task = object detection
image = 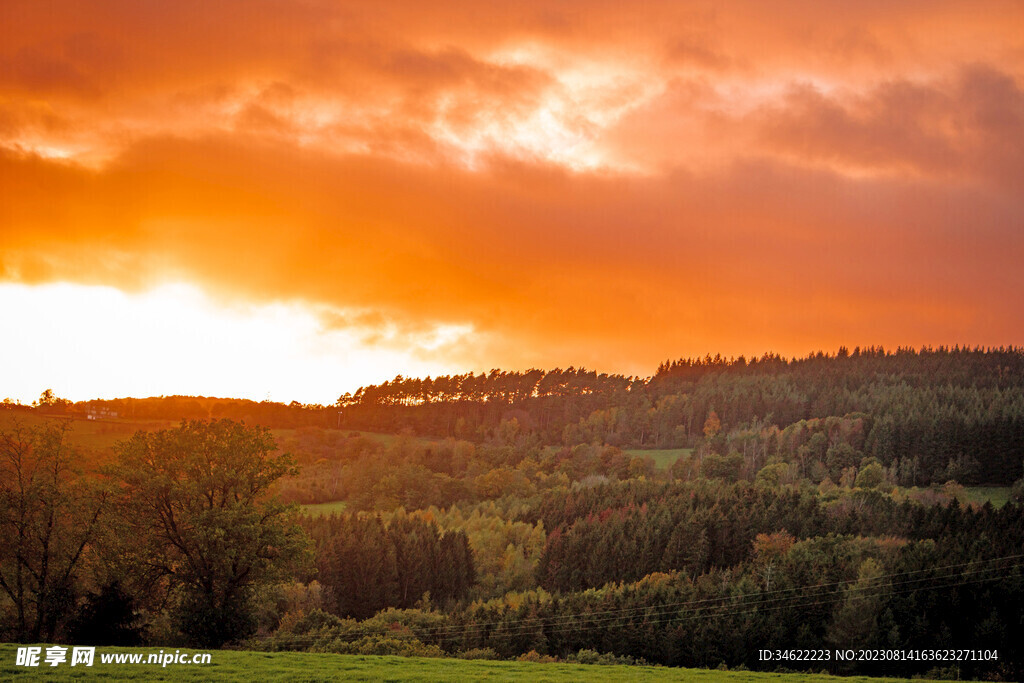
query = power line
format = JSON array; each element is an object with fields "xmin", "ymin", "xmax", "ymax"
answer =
[
  {"xmin": 248, "ymin": 554, "xmax": 1023, "ymax": 646},
  {"xmin": 390, "ymin": 556, "xmax": 1022, "ymax": 642}
]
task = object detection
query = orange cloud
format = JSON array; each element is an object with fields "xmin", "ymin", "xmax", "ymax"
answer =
[{"xmin": 1, "ymin": 0, "xmax": 1023, "ymax": 388}]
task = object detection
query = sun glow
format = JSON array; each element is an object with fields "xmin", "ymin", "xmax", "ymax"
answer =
[{"xmin": 0, "ymin": 282, "xmax": 473, "ymax": 405}]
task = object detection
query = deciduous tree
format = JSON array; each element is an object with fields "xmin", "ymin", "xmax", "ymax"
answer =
[
  {"xmin": 114, "ymin": 420, "xmax": 309, "ymax": 647},
  {"xmin": 0, "ymin": 422, "xmax": 109, "ymax": 642}
]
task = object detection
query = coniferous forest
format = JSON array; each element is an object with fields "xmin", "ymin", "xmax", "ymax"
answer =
[{"xmin": 3, "ymin": 346, "xmax": 1024, "ymax": 679}]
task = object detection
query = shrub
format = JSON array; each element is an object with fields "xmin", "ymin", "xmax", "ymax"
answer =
[
  {"xmin": 318, "ymin": 634, "xmax": 444, "ymax": 657},
  {"xmin": 456, "ymin": 647, "xmax": 501, "ymax": 660},
  {"xmin": 564, "ymin": 648, "xmax": 641, "ymax": 665},
  {"xmin": 518, "ymin": 650, "xmax": 558, "ymax": 663}
]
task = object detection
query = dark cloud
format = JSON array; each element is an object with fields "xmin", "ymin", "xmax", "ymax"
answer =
[{"xmin": 756, "ymin": 66, "xmax": 1024, "ymax": 188}]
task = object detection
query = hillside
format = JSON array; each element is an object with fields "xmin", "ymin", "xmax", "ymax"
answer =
[{"xmin": 2, "ymin": 348, "xmax": 1022, "ymax": 679}]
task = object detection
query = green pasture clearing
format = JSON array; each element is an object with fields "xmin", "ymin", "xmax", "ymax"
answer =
[
  {"xmin": 301, "ymin": 500, "xmax": 349, "ymax": 516},
  {"xmin": 963, "ymin": 486, "xmax": 1012, "ymax": 508},
  {"xmin": 0, "ymin": 414, "xmax": 397, "ymax": 462},
  {"xmin": 0, "ymin": 411, "xmax": 424, "ymax": 457},
  {"xmin": 0, "ymin": 411, "xmax": 175, "ymax": 453},
  {"xmin": 270, "ymin": 428, "xmax": 431, "ymax": 448},
  {"xmin": 0, "ymin": 644, "xmax": 938, "ymax": 681},
  {"xmin": 625, "ymin": 448, "xmax": 693, "ymax": 469}
]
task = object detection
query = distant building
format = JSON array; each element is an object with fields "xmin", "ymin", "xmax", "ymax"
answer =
[{"xmin": 86, "ymin": 407, "xmax": 119, "ymax": 420}]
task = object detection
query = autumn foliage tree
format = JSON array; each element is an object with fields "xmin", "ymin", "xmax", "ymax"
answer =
[{"xmin": 113, "ymin": 420, "xmax": 309, "ymax": 647}]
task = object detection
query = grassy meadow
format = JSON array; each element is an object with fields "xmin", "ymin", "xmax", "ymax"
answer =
[
  {"xmin": 626, "ymin": 447, "xmax": 693, "ymax": 469},
  {"xmin": 0, "ymin": 645, "xmax": 938, "ymax": 682},
  {"xmin": 0, "ymin": 410, "xmax": 407, "ymax": 463},
  {"xmin": 0, "ymin": 410, "xmax": 176, "ymax": 455},
  {"xmin": 300, "ymin": 500, "xmax": 349, "ymax": 516},
  {"xmin": 962, "ymin": 486, "xmax": 1013, "ymax": 508}
]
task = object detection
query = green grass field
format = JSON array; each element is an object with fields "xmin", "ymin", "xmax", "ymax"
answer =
[
  {"xmin": 0, "ymin": 411, "xmax": 176, "ymax": 453},
  {"xmin": 300, "ymin": 501, "xmax": 349, "ymax": 516},
  {"xmin": 0, "ymin": 645, "xmax": 938, "ymax": 681},
  {"xmin": 270, "ymin": 427, "xmax": 432, "ymax": 448},
  {"xmin": 963, "ymin": 486, "xmax": 1013, "ymax": 508},
  {"xmin": 625, "ymin": 448, "xmax": 693, "ymax": 470},
  {"xmin": 0, "ymin": 412, "xmax": 421, "ymax": 458}
]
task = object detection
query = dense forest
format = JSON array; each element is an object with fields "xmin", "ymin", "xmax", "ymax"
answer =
[
  {"xmin": 331, "ymin": 346, "xmax": 1024, "ymax": 487},
  {"xmin": 3, "ymin": 347, "xmax": 1024, "ymax": 679},
  {"xmin": 59, "ymin": 346, "xmax": 1024, "ymax": 487},
  {"xmin": 273, "ymin": 477, "xmax": 1024, "ymax": 679}
]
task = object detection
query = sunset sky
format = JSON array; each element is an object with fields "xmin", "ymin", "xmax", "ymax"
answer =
[{"xmin": 2, "ymin": 1, "xmax": 1023, "ymax": 405}]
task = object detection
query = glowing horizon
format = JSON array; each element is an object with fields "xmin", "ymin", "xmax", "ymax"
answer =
[{"xmin": 0, "ymin": 281, "xmax": 475, "ymax": 405}]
